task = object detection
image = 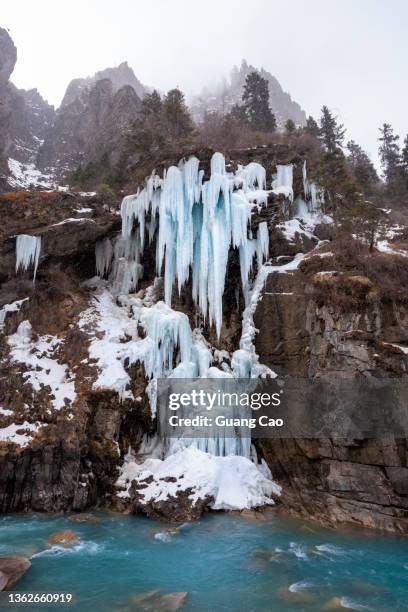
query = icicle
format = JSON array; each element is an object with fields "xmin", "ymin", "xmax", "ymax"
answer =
[
  {"xmin": 210, "ymin": 151, "xmax": 226, "ymax": 175},
  {"xmin": 294, "ymin": 196, "xmax": 309, "ymax": 219},
  {"xmin": 231, "ymin": 349, "xmax": 252, "ymax": 378},
  {"xmin": 302, "ymin": 160, "xmax": 311, "ymax": 200},
  {"xmin": 116, "ymin": 153, "xmax": 271, "ymax": 340},
  {"xmin": 301, "ymin": 161, "xmax": 324, "ymax": 214},
  {"xmin": 199, "ymin": 166, "xmax": 232, "ymax": 337},
  {"xmin": 112, "ymin": 259, "xmax": 143, "ymax": 295},
  {"xmin": 256, "ymin": 222, "xmax": 269, "ymax": 265},
  {"xmin": 157, "ymin": 165, "xmax": 191, "ymax": 303},
  {"xmin": 121, "ymin": 192, "xmax": 146, "ymax": 240},
  {"xmin": 110, "ymin": 229, "xmax": 144, "ymax": 295},
  {"xmin": 239, "ymin": 240, "xmax": 257, "ymax": 304},
  {"xmin": 272, "ymin": 164, "xmax": 293, "ymax": 201},
  {"xmin": 191, "ymin": 330, "xmax": 213, "ymax": 376},
  {"xmin": 139, "ymin": 302, "xmax": 193, "ymax": 376},
  {"xmin": 147, "ymin": 215, "xmax": 157, "ymax": 244},
  {"xmin": 182, "ymin": 156, "xmax": 201, "ymax": 207},
  {"xmin": 15, "ymin": 235, "xmax": 41, "ymax": 281},
  {"xmin": 95, "ymin": 238, "xmax": 113, "ymax": 278},
  {"xmin": 231, "ymin": 191, "xmax": 251, "ymax": 249},
  {"xmin": 237, "ymin": 162, "xmax": 266, "ymax": 190}
]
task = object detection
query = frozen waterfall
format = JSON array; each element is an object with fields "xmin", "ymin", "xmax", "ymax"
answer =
[
  {"xmin": 94, "ymin": 153, "xmax": 287, "ymax": 464},
  {"xmin": 98, "ymin": 153, "xmax": 271, "ymax": 339}
]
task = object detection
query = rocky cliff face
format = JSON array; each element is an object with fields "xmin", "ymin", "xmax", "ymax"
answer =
[
  {"xmin": 0, "ymin": 191, "xmax": 152, "ymax": 511},
  {"xmin": 0, "ymin": 27, "xmax": 17, "ymax": 167},
  {"xmin": 0, "ymin": 29, "xmax": 145, "ymax": 189},
  {"xmin": 0, "ymin": 28, "xmax": 55, "ymax": 186},
  {"xmin": 38, "ymin": 61, "xmax": 147, "ymax": 181},
  {"xmin": 254, "ymin": 245, "xmax": 408, "ymax": 533},
  {"xmin": 60, "ymin": 61, "xmax": 146, "ymax": 108},
  {"xmin": 0, "ymin": 27, "xmax": 16, "ymax": 84},
  {"xmin": 38, "ymin": 79, "xmax": 142, "ymax": 179},
  {"xmin": 7, "ymin": 87, "xmax": 54, "ymax": 164},
  {"xmin": 191, "ymin": 59, "xmax": 307, "ymax": 127},
  {"xmin": 1, "ymin": 147, "xmax": 407, "ymax": 534}
]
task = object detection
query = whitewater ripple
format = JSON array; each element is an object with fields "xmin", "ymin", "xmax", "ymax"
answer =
[{"xmin": 31, "ymin": 541, "xmax": 102, "ymax": 558}]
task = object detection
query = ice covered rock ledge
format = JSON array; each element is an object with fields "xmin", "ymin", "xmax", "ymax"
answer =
[{"xmin": 116, "ymin": 446, "xmax": 281, "ymax": 522}]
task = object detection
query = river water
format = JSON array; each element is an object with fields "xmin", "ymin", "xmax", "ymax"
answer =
[{"xmin": 1, "ymin": 511, "xmax": 407, "ymax": 610}]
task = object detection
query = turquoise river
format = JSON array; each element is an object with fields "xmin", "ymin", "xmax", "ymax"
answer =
[{"xmin": 0, "ymin": 512, "xmax": 407, "ymax": 610}]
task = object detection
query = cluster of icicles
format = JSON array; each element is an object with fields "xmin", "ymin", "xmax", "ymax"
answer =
[{"xmin": 97, "ymin": 153, "xmax": 274, "ymax": 338}]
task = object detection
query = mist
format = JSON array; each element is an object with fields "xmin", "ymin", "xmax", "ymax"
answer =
[{"xmin": 2, "ymin": 0, "xmax": 407, "ymax": 167}]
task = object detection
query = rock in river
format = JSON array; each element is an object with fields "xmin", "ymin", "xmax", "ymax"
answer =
[
  {"xmin": 0, "ymin": 556, "xmax": 31, "ymax": 590},
  {"xmin": 48, "ymin": 530, "xmax": 79, "ymax": 547}
]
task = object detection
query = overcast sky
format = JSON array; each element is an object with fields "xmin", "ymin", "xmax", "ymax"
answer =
[{"xmin": 2, "ymin": 0, "xmax": 407, "ymax": 168}]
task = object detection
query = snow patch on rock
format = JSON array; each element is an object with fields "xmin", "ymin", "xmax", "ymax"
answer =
[
  {"xmin": 0, "ymin": 421, "xmax": 43, "ymax": 447},
  {"xmin": 0, "ymin": 298, "xmax": 29, "ymax": 328},
  {"xmin": 7, "ymin": 158, "xmax": 55, "ymax": 190},
  {"xmin": 7, "ymin": 321, "xmax": 76, "ymax": 410}
]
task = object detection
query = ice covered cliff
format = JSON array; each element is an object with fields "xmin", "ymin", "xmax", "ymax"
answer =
[{"xmin": 87, "ymin": 151, "xmax": 323, "ymax": 515}]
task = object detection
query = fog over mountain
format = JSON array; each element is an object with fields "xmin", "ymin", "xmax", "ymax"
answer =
[{"xmin": 2, "ymin": 0, "xmax": 408, "ymax": 168}]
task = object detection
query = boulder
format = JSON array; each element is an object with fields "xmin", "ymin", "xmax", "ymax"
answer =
[
  {"xmin": 159, "ymin": 592, "xmax": 188, "ymax": 611},
  {"xmin": 130, "ymin": 590, "xmax": 188, "ymax": 611},
  {"xmin": 322, "ymin": 597, "xmax": 348, "ymax": 611},
  {"xmin": 0, "ymin": 556, "xmax": 31, "ymax": 590},
  {"xmin": 67, "ymin": 513, "xmax": 100, "ymax": 523},
  {"xmin": 48, "ymin": 530, "xmax": 79, "ymax": 547},
  {"xmin": 130, "ymin": 482, "xmax": 213, "ymax": 523}
]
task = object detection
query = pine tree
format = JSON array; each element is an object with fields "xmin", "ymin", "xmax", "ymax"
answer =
[
  {"xmin": 398, "ymin": 134, "xmax": 408, "ymax": 192},
  {"xmin": 378, "ymin": 123, "xmax": 401, "ymax": 190},
  {"xmin": 285, "ymin": 119, "xmax": 296, "ymax": 134},
  {"xmin": 141, "ymin": 90, "xmax": 162, "ymax": 117},
  {"xmin": 401, "ymin": 134, "xmax": 408, "ymax": 170},
  {"xmin": 319, "ymin": 106, "xmax": 346, "ymax": 153},
  {"xmin": 228, "ymin": 103, "xmax": 249, "ymax": 126},
  {"xmin": 126, "ymin": 87, "xmax": 194, "ymax": 159},
  {"xmin": 242, "ymin": 71, "xmax": 276, "ymax": 132},
  {"xmin": 346, "ymin": 140, "xmax": 378, "ymax": 193},
  {"xmin": 304, "ymin": 115, "xmax": 320, "ymax": 138},
  {"xmin": 401, "ymin": 135, "xmax": 408, "ymax": 174},
  {"xmin": 162, "ymin": 88, "xmax": 194, "ymax": 138}
]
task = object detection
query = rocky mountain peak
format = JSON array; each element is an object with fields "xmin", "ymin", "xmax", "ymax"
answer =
[
  {"xmin": 191, "ymin": 59, "xmax": 307, "ymax": 127},
  {"xmin": 38, "ymin": 75, "xmax": 142, "ymax": 179},
  {"xmin": 60, "ymin": 61, "xmax": 146, "ymax": 108},
  {"xmin": 0, "ymin": 27, "xmax": 16, "ymax": 84},
  {"xmin": 94, "ymin": 61, "xmax": 145, "ymax": 99},
  {"xmin": 0, "ymin": 26, "xmax": 55, "ymax": 188}
]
